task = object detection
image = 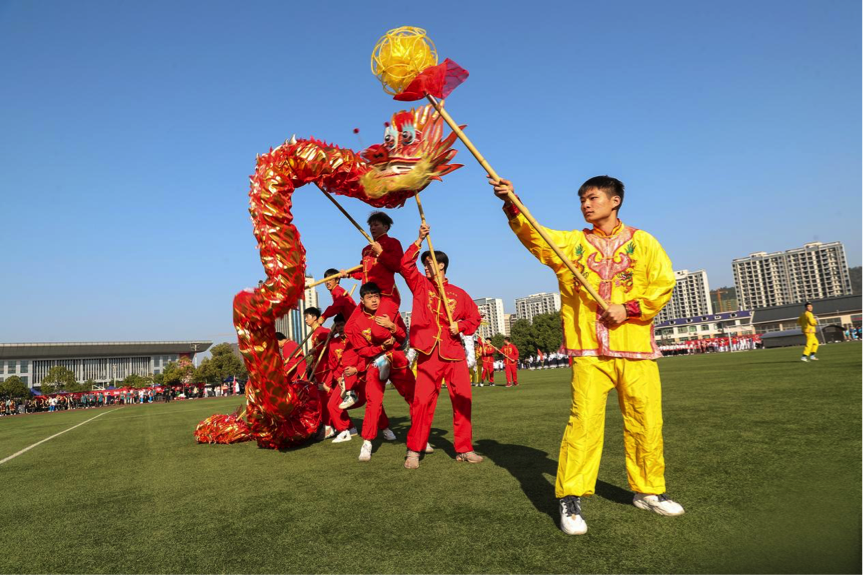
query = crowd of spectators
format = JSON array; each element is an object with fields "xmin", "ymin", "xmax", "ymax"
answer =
[{"xmin": 0, "ymin": 381, "xmax": 244, "ymax": 418}]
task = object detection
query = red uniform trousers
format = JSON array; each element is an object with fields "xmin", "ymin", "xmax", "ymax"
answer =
[
  {"xmin": 321, "ymin": 386, "xmax": 338, "ymax": 426},
  {"xmin": 407, "ymin": 348, "xmax": 473, "ymax": 453},
  {"xmin": 326, "ymin": 384, "xmax": 365, "ymax": 432},
  {"xmin": 361, "ymin": 364, "xmax": 415, "ymax": 441},
  {"xmin": 482, "ymin": 359, "xmax": 495, "ymax": 383},
  {"xmin": 505, "ymin": 363, "xmax": 518, "ymax": 385},
  {"xmin": 326, "ymin": 377, "xmax": 392, "ymax": 433}
]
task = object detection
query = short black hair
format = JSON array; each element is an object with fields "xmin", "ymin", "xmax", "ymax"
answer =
[
  {"xmin": 804, "ymin": 302, "xmax": 812, "ymax": 307},
  {"xmin": 504, "ymin": 337, "xmax": 511, "ymax": 342},
  {"xmin": 578, "ymin": 176, "xmax": 625, "ymax": 213},
  {"xmin": 304, "ymin": 307, "xmax": 321, "ymax": 319},
  {"xmin": 421, "ymin": 250, "xmax": 449, "ymax": 273},
  {"xmin": 324, "ymin": 268, "xmax": 340, "ymax": 279},
  {"xmin": 275, "ymin": 332, "xmax": 286, "ymax": 341},
  {"xmin": 367, "ymin": 211, "xmax": 393, "ymax": 229},
  {"xmin": 333, "ymin": 314, "xmax": 346, "ymax": 323},
  {"xmin": 360, "ymin": 282, "xmax": 382, "ymax": 298}
]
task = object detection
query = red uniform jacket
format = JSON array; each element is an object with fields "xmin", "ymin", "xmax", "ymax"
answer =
[
  {"xmin": 501, "ymin": 343, "xmax": 519, "ymax": 365},
  {"xmin": 324, "ymin": 333, "xmax": 348, "ymax": 388},
  {"xmin": 482, "ymin": 343, "xmax": 496, "ymax": 360},
  {"xmin": 321, "ymin": 284, "xmax": 357, "ymax": 321},
  {"xmin": 309, "ymin": 326, "xmax": 331, "ymax": 381},
  {"xmin": 399, "ymin": 242, "xmax": 482, "ymax": 361},
  {"xmin": 350, "ymin": 234, "xmax": 403, "ymax": 301},
  {"xmin": 281, "ymin": 340, "xmax": 305, "ymax": 381},
  {"xmin": 344, "ymin": 299, "xmax": 409, "ymax": 370}
]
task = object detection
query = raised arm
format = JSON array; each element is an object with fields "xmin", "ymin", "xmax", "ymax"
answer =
[
  {"xmin": 489, "ymin": 178, "xmax": 576, "ymax": 275},
  {"xmin": 399, "ymin": 234, "xmax": 428, "ymax": 295}
]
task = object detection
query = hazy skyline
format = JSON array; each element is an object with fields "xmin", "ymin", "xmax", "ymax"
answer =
[{"xmin": 2, "ymin": 0, "xmax": 860, "ymax": 344}]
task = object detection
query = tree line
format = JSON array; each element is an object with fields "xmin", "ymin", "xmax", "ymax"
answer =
[{"xmin": 485, "ymin": 311, "xmax": 564, "ymax": 361}]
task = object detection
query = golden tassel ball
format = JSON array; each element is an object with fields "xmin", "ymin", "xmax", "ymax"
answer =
[{"xmin": 370, "ymin": 26, "xmax": 438, "ymax": 95}]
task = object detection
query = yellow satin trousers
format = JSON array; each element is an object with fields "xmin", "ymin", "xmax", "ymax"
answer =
[
  {"xmin": 555, "ymin": 357, "xmax": 666, "ymax": 498},
  {"xmin": 803, "ymin": 333, "xmax": 819, "ymax": 356}
]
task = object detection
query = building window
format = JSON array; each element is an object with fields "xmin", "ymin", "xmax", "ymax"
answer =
[
  {"xmin": 20, "ymin": 376, "xmax": 28, "ymax": 386},
  {"xmin": 19, "ymin": 361, "xmax": 28, "ymax": 373},
  {"xmin": 6, "ymin": 361, "xmax": 16, "ymax": 374}
]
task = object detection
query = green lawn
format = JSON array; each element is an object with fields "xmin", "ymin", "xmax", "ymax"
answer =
[{"xmin": 1, "ymin": 343, "xmax": 860, "ymax": 574}]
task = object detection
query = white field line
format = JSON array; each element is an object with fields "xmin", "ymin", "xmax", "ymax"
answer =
[{"xmin": 0, "ymin": 408, "xmax": 121, "ymax": 466}]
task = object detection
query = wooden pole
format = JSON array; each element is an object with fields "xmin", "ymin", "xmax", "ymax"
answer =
[
  {"xmin": 414, "ymin": 193, "xmax": 455, "ymax": 324},
  {"xmin": 307, "ymin": 329, "xmax": 335, "ymax": 381},
  {"xmin": 316, "ymin": 184, "xmax": 374, "ymax": 244},
  {"xmin": 425, "ymin": 95, "xmax": 608, "ymax": 311},
  {"xmin": 306, "ymin": 265, "xmax": 362, "ymax": 289}
]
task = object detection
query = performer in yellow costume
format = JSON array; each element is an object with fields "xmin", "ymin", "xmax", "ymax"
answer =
[
  {"xmin": 491, "ymin": 175, "xmax": 685, "ymax": 535},
  {"xmin": 797, "ymin": 302, "xmax": 819, "ymax": 362}
]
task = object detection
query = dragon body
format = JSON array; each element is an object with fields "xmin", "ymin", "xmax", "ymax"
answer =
[{"xmin": 195, "ymin": 104, "xmax": 461, "ymax": 449}]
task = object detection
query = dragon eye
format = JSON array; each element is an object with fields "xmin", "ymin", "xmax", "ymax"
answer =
[
  {"xmin": 383, "ymin": 126, "xmax": 398, "ymax": 149},
  {"xmin": 400, "ymin": 124, "xmax": 418, "ymax": 146}
]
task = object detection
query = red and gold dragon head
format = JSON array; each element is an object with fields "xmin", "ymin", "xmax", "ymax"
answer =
[{"xmin": 358, "ymin": 103, "xmax": 462, "ymax": 200}]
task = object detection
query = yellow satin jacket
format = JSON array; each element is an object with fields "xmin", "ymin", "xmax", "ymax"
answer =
[
  {"xmin": 797, "ymin": 311, "xmax": 816, "ymax": 334},
  {"xmin": 507, "ymin": 210, "xmax": 674, "ymax": 359}
]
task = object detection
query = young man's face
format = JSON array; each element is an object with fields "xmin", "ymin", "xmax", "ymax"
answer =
[
  {"xmin": 325, "ymin": 278, "xmax": 338, "ymax": 291},
  {"xmin": 368, "ymin": 220, "xmax": 390, "ymax": 240},
  {"xmin": 304, "ymin": 314, "xmax": 317, "ymax": 328},
  {"xmin": 422, "ymin": 257, "xmax": 445, "ymax": 279},
  {"xmin": 361, "ymin": 292, "xmax": 381, "ymax": 312},
  {"xmin": 806, "ymin": 304, "xmax": 813, "ymax": 312},
  {"xmin": 333, "ymin": 321, "xmax": 346, "ymax": 335},
  {"xmin": 579, "ymin": 187, "xmax": 620, "ymax": 224}
]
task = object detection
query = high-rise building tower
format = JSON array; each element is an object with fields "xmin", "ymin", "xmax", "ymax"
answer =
[
  {"xmin": 655, "ymin": 270, "xmax": 713, "ymax": 323},
  {"xmin": 474, "ymin": 297, "xmax": 506, "ymax": 339},
  {"xmin": 515, "ymin": 292, "xmax": 561, "ymax": 323},
  {"xmin": 732, "ymin": 241, "xmax": 851, "ymax": 309}
]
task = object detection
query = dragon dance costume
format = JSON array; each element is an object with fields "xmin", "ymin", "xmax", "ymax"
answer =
[{"xmin": 505, "ymin": 204, "xmax": 675, "ymax": 497}]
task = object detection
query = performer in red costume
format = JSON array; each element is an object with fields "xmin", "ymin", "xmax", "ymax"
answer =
[
  {"xmin": 482, "ymin": 340, "xmax": 496, "ymax": 385},
  {"xmin": 319, "ymin": 268, "xmax": 358, "ymax": 323},
  {"xmin": 400, "ymin": 223, "xmax": 483, "ymax": 469},
  {"xmin": 343, "ymin": 212, "xmax": 404, "ymax": 307},
  {"xmin": 322, "ymin": 315, "xmax": 360, "ymax": 443},
  {"xmin": 276, "ymin": 332, "xmax": 304, "ymax": 382},
  {"xmin": 501, "ymin": 337, "xmax": 520, "ymax": 387},
  {"xmin": 303, "ymin": 307, "xmax": 330, "ymax": 383},
  {"xmin": 344, "ymin": 282, "xmax": 415, "ymax": 462}
]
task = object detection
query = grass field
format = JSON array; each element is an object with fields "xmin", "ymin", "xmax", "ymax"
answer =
[{"xmin": 1, "ymin": 343, "xmax": 860, "ymax": 574}]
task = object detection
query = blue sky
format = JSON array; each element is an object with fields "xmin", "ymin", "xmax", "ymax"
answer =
[{"xmin": 1, "ymin": 0, "xmax": 860, "ymax": 344}]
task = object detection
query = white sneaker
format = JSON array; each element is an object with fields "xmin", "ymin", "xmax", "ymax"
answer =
[
  {"xmin": 632, "ymin": 493, "xmax": 685, "ymax": 516},
  {"xmin": 559, "ymin": 496, "xmax": 588, "ymax": 535},
  {"xmin": 810, "ymin": 356, "xmax": 819, "ymax": 361},
  {"xmin": 323, "ymin": 425, "xmax": 335, "ymax": 439},
  {"xmin": 800, "ymin": 356, "xmax": 809, "ymax": 362},
  {"xmin": 358, "ymin": 440, "xmax": 372, "ymax": 462},
  {"xmin": 332, "ymin": 430, "xmax": 352, "ymax": 443},
  {"xmin": 382, "ymin": 428, "xmax": 396, "ymax": 441},
  {"xmin": 339, "ymin": 391, "xmax": 358, "ymax": 409},
  {"xmin": 424, "ymin": 442, "xmax": 434, "ymax": 454}
]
